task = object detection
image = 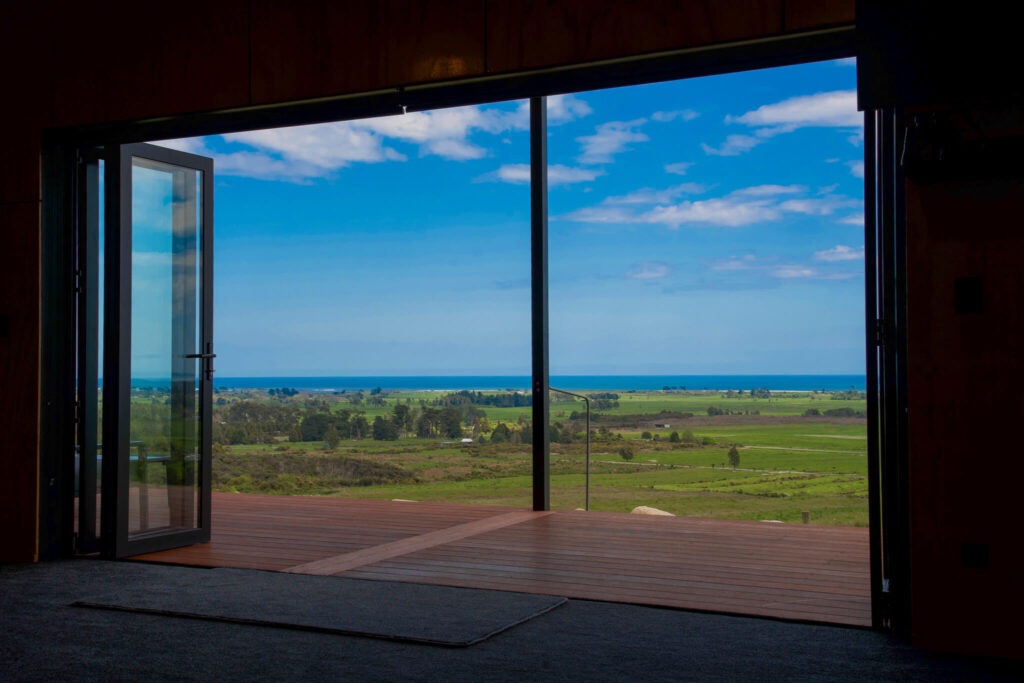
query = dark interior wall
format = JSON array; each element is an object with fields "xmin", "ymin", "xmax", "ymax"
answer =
[
  {"xmin": 905, "ymin": 171, "xmax": 1024, "ymax": 656},
  {"xmin": 859, "ymin": 1, "xmax": 1024, "ymax": 658},
  {"xmin": 0, "ymin": 1, "xmax": 855, "ymax": 559}
]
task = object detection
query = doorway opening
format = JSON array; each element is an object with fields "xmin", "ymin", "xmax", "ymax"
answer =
[{"xmin": 64, "ymin": 55, "xmax": 888, "ymax": 629}]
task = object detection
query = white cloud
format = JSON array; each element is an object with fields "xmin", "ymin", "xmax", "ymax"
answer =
[
  {"xmin": 729, "ymin": 90, "xmax": 860, "ymax": 130},
  {"xmin": 477, "ymin": 163, "xmax": 603, "ymax": 186},
  {"xmin": 838, "ymin": 214, "xmax": 865, "ymax": 226},
  {"xmin": 602, "ymin": 183, "xmax": 706, "ymax": 205},
  {"xmin": 835, "ymin": 57, "xmax": 857, "ymax": 67},
  {"xmin": 732, "ymin": 184, "xmax": 806, "ymax": 197},
  {"xmin": 561, "ymin": 184, "xmax": 862, "ymax": 231},
  {"xmin": 652, "ymin": 109, "xmax": 699, "ymax": 122},
  {"xmin": 701, "ymin": 134, "xmax": 761, "ymax": 156},
  {"xmin": 564, "ymin": 195, "xmax": 781, "ymax": 229},
  {"xmin": 546, "ymin": 94, "xmax": 593, "ymax": 124},
  {"xmin": 644, "ymin": 198, "xmax": 782, "ymax": 228},
  {"xmin": 771, "ymin": 266, "xmax": 818, "ymax": 279},
  {"xmin": 162, "ymin": 100, "xmax": 544, "ymax": 183},
  {"xmin": 559, "ymin": 206, "xmax": 637, "ymax": 224},
  {"xmin": 424, "ymin": 138, "xmax": 486, "ymax": 160},
  {"xmin": 160, "ymin": 137, "xmax": 327, "ymax": 183},
  {"xmin": 710, "ymin": 254, "xmax": 757, "ymax": 271},
  {"xmin": 848, "ymin": 160, "xmax": 865, "ymax": 178},
  {"xmin": 814, "ymin": 245, "xmax": 865, "ymax": 262},
  {"xmin": 577, "ymin": 119, "xmax": 649, "ymax": 164},
  {"xmin": 778, "ymin": 195, "xmax": 860, "ymax": 215},
  {"xmin": 627, "ymin": 261, "xmax": 672, "ymax": 279},
  {"xmin": 664, "ymin": 162, "xmax": 693, "ymax": 175},
  {"xmin": 701, "ymin": 90, "xmax": 861, "ymax": 154}
]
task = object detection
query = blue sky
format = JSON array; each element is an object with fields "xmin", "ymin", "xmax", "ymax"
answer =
[{"xmin": 158, "ymin": 58, "xmax": 863, "ymax": 377}]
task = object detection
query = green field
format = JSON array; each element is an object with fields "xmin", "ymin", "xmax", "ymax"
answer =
[{"xmin": 185, "ymin": 387, "xmax": 869, "ymax": 527}]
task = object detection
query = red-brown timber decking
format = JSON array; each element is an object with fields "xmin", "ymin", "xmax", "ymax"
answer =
[{"xmin": 129, "ymin": 492, "xmax": 871, "ymax": 627}]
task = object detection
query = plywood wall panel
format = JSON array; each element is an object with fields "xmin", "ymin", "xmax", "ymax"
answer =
[
  {"xmin": 486, "ymin": 0, "xmax": 782, "ymax": 74},
  {"xmin": 0, "ymin": 126, "xmax": 40, "ymax": 204},
  {"xmin": 0, "ymin": 5, "xmax": 42, "ymax": 202},
  {"xmin": 0, "ymin": 202, "xmax": 40, "ymax": 562},
  {"xmin": 251, "ymin": 0, "xmax": 485, "ymax": 105},
  {"xmin": 785, "ymin": 0, "xmax": 855, "ymax": 31},
  {"xmin": 905, "ymin": 177, "xmax": 1024, "ymax": 657},
  {"xmin": 43, "ymin": 1, "xmax": 250, "ymax": 128}
]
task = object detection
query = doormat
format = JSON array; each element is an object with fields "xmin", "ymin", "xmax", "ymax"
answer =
[{"xmin": 73, "ymin": 567, "xmax": 567, "ymax": 647}]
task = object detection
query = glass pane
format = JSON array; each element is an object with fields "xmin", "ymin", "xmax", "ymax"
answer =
[
  {"xmin": 548, "ymin": 61, "xmax": 866, "ymax": 521},
  {"xmin": 129, "ymin": 157, "xmax": 203, "ymax": 537}
]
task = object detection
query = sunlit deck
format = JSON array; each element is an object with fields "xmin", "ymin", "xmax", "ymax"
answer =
[{"xmin": 129, "ymin": 492, "xmax": 871, "ymax": 627}]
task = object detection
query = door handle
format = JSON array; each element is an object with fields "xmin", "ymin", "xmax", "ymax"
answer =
[{"xmin": 185, "ymin": 344, "xmax": 216, "ymax": 380}]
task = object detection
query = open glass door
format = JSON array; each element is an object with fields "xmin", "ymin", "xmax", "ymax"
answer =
[{"xmin": 101, "ymin": 143, "xmax": 213, "ymax": 557}]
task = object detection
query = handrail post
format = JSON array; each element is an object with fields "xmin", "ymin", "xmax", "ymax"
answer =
[{"xmin": 549, "ymin": 387, "xmax": 590, "ymax": 511}]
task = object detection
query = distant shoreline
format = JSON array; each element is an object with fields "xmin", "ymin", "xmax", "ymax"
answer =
[{"xmin": 196, "ymin": 375, "xmax": 867, "ymax": 393}]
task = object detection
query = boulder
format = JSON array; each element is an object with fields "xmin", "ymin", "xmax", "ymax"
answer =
[{"xmin": 631, "ymin": 506, "xmax": 675, "ymax": 516}]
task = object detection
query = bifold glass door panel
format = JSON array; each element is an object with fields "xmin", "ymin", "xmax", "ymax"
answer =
[{"xmin": 104, "ymin": 143, "xmax": 213, "ymax": 557}]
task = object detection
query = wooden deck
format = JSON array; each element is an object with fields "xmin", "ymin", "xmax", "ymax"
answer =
[{"xmin": 130, "ymin": 493, "xmax": 871, "ymax": 627}]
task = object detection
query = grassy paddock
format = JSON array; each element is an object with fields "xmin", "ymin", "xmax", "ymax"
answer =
[{"xmin": 200, "ymin": 388, "xmax": 869, "ymax": 526}]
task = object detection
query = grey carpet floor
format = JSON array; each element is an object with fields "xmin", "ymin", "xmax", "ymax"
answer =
[
  {"xmin": 2, "ymin": 559, "xmax": 1022, "ymax": 681},
  {"xmin": 72, "ymin": 566, "xmax": 566, "ymax": 646}
]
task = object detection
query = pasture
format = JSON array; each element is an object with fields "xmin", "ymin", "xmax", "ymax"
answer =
[{"xmin": 208, "ymin": 388, "xmax": 869, "ymax": 526}]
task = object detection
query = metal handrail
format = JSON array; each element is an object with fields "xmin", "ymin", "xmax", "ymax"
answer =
[{"xmin": 549, "ymin": 387, "xmax": 590, "ymax": 511}]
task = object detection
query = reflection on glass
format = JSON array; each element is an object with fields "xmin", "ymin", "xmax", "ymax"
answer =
[{"xmin": 129, "ymin": 159, "xmax": 203, "ymax": 537}]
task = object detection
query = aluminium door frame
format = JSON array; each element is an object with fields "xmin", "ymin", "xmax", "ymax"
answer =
[{"xmin": 102, "ymin": 142, "xmax": 214, "ymax": 558}]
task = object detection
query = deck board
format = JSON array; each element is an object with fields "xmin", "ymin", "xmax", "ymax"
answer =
[{"xmin": 129, "ymin": 492, "xmax": 871, "ymax": 627}]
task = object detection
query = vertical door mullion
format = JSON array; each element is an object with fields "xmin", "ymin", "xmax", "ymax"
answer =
[
  {"xmin": 100, "ymin": 146, "xmax": 131, "ymax": 557},
  {"xmin": 863, "ymin": 110, "xmax": 884, "ymax": 629},
  {"xmin": 876, "ymin": 108, "xmax": 911, "ymax": 636},
  {"xmin": 201, "ymin": 163, "xmax": 214, "ymax": 533},
  {"xmin": 530, "ymin": 96, "xmax": 550, "ymax": 511},
  {"xmin": 76, "ymin": 153, "xmax": 100, "ymax": 554}
]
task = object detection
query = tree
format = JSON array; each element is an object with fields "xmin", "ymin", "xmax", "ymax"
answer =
[
  {"xmin": 323, "ymin": 424, "xmax": 340, "ymax": 450},
  {"xmin": 441, "ymin": 407, "xmax": 463, "ymax": 439},
  {"xmin": 641, "ymin": 431, "xmax": 652, "ymax": 440},
  {"xmin": 372, "ymin": 416, "xmax": 398, "ymax": 441},
  {"xmin": 619, "ymin": 447, "xmax": 635, "ymax": 461},
  {"xmin": 393, "ymin": 403, "xmax": 411, "ymax": 436},
  {"xmin": 669, "ymin": 431, "xmax": 680, "ymax": 443},
  {"xmin": 288, "ymin": 424, "xmax": 303, "ymax": 442},
  {"xmin": 490, "ymin": 422, "xmax": 512, "ymax": 443},
  {"xmin": 728, "ymin": 446, "xmax": 740, "ymax": 468},
  {"xmin": 300, "ymin": 413, "xmax": 334, "ymax": 441},
  {"xmin": 350, "ymin": 415, "xmax": 369, "ymax": 439},
  {"xmin": 681, "ymin": 430, "xmax": 696, "ymax": 443}
]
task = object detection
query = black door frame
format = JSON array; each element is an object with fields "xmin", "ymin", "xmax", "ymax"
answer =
[
  {"xmin": 41, "ymin": 24, "xmax": 905, "ymax": 628},
  {"xmin": 100, "ymin": 143, "xmax": 215, "ymax": 558}
]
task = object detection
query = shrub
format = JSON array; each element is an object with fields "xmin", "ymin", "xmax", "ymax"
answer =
[
  {"xmin": 323, "ymin": 425, "xmax": 340, "ymax": 450},
  {"xmin": 728, "ymin": 446, "xmax": 740, "ymax": 468},
  {"xmin": 669, "ymin": 431, "xmax": 680, "ymax": 443},
  {"xmin": 641, "ymin": 431, "xmax": 652, "ymax": 440},
  {"xmin": 619, "ymin": 447, "xmax": 635, "ymax": 461}
]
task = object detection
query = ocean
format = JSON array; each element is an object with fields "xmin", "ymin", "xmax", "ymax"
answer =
[{"xmin": 208, "ymin": 375, "xmax": 867, "ymax": 392}]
